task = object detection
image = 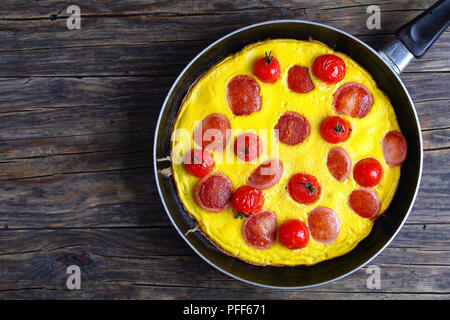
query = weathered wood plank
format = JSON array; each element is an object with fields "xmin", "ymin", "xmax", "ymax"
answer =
[
  {"xmin": 0, "ymin": 224, "xmax": 448, "ymax": 262},
  {"xmin": 415, "ymin": 100, "xmax": 450, "ymax": 131},
  {"xmin": 422, "ymin": 128, "xmax": 450, "ymax": 151},
  {"xmin": 0, "ymin": 168, "xmax": 167, "ymax": 229},
  {"xmin": 0, "ymin": 33, "xmax": 447, "ymax": 77},
  {"xmin": 0, "ymin": 225, "xmax": 448, "ymax": 299},
  {"xmin": 1, "ymin": 287, "xmax": 448, "ymax": 300},
  {"xmin": 0, "ymin": 153, "xmax": 445, "ymax": 229},
  {"xmin": 0, "ymin": 0, "xmax": 436, "ymax": 18},
  {"xmin": 0, "ymin": 0, "xmax": 443, "ymax": 77},
  {"xmin": 408, "ymin": 148, "xmax": 450, "ymax": 224}
]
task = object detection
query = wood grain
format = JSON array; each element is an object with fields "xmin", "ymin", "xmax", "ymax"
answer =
[
  {"xmin": 0, "ymin": 224, "xmax": 448, "ymax": 299},
  {"xmin": 0, "ymin": 0, "xmax": 448, "ymax": 299}
]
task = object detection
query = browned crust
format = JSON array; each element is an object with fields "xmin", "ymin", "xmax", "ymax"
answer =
[{"xmin": 168, "ymin": 38, "xmax": 397, "ymax": 267}]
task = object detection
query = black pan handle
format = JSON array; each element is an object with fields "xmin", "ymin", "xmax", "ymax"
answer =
[
  {"xmin": 379, "ymin": 0, "xmax": 450, "ymax": 74},
  {"xmin": 396, "ymin": 0, "xmax": 450, "ymax": 58}
]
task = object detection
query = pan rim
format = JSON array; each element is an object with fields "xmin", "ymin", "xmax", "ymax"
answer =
[{"xmin": 153, "ymin": 19, "xmax": 423, "ymax": 289}]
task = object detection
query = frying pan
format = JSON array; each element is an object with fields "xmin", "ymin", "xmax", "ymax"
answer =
[{"xmin": 154, "ymin": 0, "xmax": 449, "ymax": 288}]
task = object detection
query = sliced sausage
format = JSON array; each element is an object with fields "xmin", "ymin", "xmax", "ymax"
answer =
[
  {"xmin": 193, "ymin": 113, "xmax": 230, "ymax": 151},
  {"xmin": 274, "ymin": 111, "xmax": 310, "ymax": 146},
  {"xmin": 195, "ymin": 172, "xmax": 233, "ymax": 213},
  {"xmin": 307, "ymin": 207, "xmax": 340, "ymax": 244},
  {"xmin": 242, "ymin": 210, "xmax": 277, "ymax": 250},
  {"xmin": 327, "ymin": 147, "xmax": 351, "ymax": 182},
  {"xmin": 382, "ymin": 130, "xmax": 408, "ymax": 167},
  {"xmin": 287, "ymin": 65, "xmax": 314, "ymax": 93},
  {"xmin": 247, "ymin": 159, "xmax": 283, "ymax": 190},
  {"xmin": 226, "ymin": 75, "xmax": 261, "ymax": 116},
  {"xmin": 334, "ymin": 82, "xmax": 373, "ymax": 118},
  {"xmin": 348, "ymin": 188, "xmax": 380, "ymax": 220}
]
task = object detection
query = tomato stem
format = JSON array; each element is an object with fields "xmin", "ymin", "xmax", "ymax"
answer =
[
  {"xmin": 238, "ymin": 142, "xmax": 251, "ymax": 157},
  {"xmin": 192, "ymin": 155, "xmax": 204, "ymax": 167},
  {"xmin": 234, "ymin": 211, "xmax": 250, "ymax": 219},
  {"xmin": 334, "ymin": 119, "xmax": 345, "ymax": 134},
  {"xmin": 265, "ymin": 51, "xmax": 273, "ymax": 65},
  {"xmin": 298, "ymin": 182, "xmax": 318, "ymax": 198}
]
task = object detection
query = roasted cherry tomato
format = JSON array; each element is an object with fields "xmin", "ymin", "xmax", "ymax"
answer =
[
  {"xmin": 183, "ymin": 149, "xmax": 215, "ymax": 177},
  {"xmin": 279, "ymin": 219, "xmax": 310, "ymax": 249},
  {"xmin": 353, "ymin": 158, "xmax": 383, "ymax": 187},
  {"xmin": 320, "ymin": 116, "xmax": 350, "ymax": 143},
  {"xmin": 288, "ymin": 173, "xmax": 321, "ymax": 204},
  {"xmin": 312, "ymin": 54, "xmax": 346, "ymax": 84},
  {"xmin": 232, "ymin": 186, "xmax": 265, "ymax": 216},
  {"xmin": 234, "ymin": 132, "xmax": 262, "ymax": 162},
  {"xmin": 254, "ymin": 51, "xmax": 281, "ymax": 83}
]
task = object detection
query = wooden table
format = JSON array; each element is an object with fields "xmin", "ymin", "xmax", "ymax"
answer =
[{"xmin": 0, "ymin": 0, "xmax": 448, "ymax": 299}]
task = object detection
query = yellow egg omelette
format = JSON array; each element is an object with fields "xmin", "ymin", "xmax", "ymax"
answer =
[{"xmin": 170, "ymin": 39, "xmax": 402, "ymax": 266}]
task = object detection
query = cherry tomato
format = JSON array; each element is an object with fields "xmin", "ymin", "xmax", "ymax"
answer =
[
  {"xmin": 320, "ymin": 116, "xmax": 350, "ymax": 143},
  {"xmin": 312, "ymin": 54, "xmax": 346, "ymax": 84},
  {"xmin": 234, "ymin": 132, "xmax": 262, "ymax": 162},
  {"xmin": 183, "ymin": 149, "xmax": 215, "ymax": 177},
  {"xmin": 254, "ymin": 51, "xmax": 281, "ymax": 83},
  {"xmin": 353, "ymin": 158, "xmax": 383, "ymax": 187},
  {"xmin": 279, "ymin": 219, "xmax": 310, "ymax": 250},
  {"xmin": 232, "ymin": 186, "xmax": 265, "ymax": 216},
  {"xmin": 288, "ymin": 173, "xmax": 321, "ymax": 204}
]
